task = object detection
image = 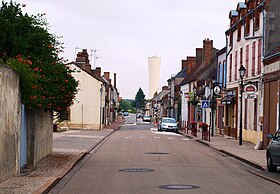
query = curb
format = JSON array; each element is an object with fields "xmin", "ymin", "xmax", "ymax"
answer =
[
  {"xmin": 179, "ymin": 131, "xmax": 266, "ymax": 171},
  {"xmin": 34, "ymin": 129, "xmax": 117, "ymax": 194},
  {"xmin": 34, "ymin": 152, "xmax": 87, "ymax": 194}
]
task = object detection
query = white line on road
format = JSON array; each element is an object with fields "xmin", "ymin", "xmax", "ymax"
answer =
[
  {"xmin": 182, "ymin": 138, "xmax": 190, "ymax": 141},
  {"xmin": 153, "ymin": 136, "xmax": 160, "ymax": 139},
  {"xmin": 68, "ymin": 135, "xmax": 105, "ymax": 139},
  {"xmin": 139, "ymin": 136, "xmax": 147, "ymax": 139},
  {"xmin": 125, "ymin": 137, "xmax": 132, "ymax": 139},
  {"xmin": 167, "ymin": 137, "xmax": 175, "ymax": 140}
]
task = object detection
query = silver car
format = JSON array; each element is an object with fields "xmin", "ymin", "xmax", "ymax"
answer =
[
  {"xmin": 266, "ymin": 129, "xmax": 280, "ymax": 172},
  {"xmin": 158, "ymin": 117, "xmax": 178, "ymax": 132}
]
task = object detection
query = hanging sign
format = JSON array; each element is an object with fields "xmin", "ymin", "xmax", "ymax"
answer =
[{"xmin": 244, "ymin": 84, "xmax": 257, "ymax": 94}]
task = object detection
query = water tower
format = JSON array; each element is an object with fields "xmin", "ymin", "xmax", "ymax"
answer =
[{"xmin": 148, "ymin": 56, "xmax": 161, "ymax": 99}]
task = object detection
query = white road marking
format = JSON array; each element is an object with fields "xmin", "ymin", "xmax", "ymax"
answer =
[
  {"xmin": 153, "ymin": 136, "xmax": 160, "ymax": 139},
  {"xmin": 139, "ymin": 136, "xmax": 147, "ymax": 139},
  {"xmin": 182, "ymin": 138, "xmax": 190, "ymax": 141},
  {"xmin": 125, "ymin": 136, "xmax": 132, "ymax": 139},
  {"xmin": 167, "ymin": 137, "xmax": 175, "ymax": 140},
  {"xmin": 68, "ymin": 135, "xmax": 105, "ymax": 139}
]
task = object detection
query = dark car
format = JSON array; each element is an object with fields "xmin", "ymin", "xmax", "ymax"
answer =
[
  {"xmin": 158, "ymin": 117, "xmax": 178, "ymax": 132},
  {"xmin": 266, "ymin": 129, "xmax": 280, "ymax": 172}
]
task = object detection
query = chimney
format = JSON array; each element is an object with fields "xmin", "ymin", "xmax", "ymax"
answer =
[
  {"xmin": 114, "ymin": 73, "xmax": 116, "ymax": 88},
  {"xmin": 162, "ymin": 86, "xmax": 168, "ymax": 91},
  {"xmin": 76, "ymin": 49, "xmax": 90, "ymax": 64},
  {"xmin": 186, "ymin": 56, "xmax": 196, "ymax": 74},
  {"xmin": 202, "ymin": 38, "xmax": 213, "ymax": 65},
  {"xmin": 104, "ymin": 72, "xmax": 110, "ymax": 81},
  {"xmin": 195, "ymin": 48, "xmax": 203, "ymax": 66},
  {"xmin": 95, "ymin": 67, "xmax": 101, "ymax": 77},
  {"xmin": 181, "ymin": 59, "xmax": 187, "ymax": 70}
]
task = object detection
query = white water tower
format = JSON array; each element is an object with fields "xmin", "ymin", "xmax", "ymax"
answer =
[{"xmin": 148, "ymin": 56, "xmax": 161, "ymax": 99}]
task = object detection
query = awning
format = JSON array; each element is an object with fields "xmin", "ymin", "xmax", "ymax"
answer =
[{"xmin": 221, "ymin": 96, "xmax": 235, "ymax": 105}]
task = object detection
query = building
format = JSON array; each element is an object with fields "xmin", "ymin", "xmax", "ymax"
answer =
[
  {"xmin": 148, "ymin": 56, "xmax": 161, "ymax": 99},
  {"xmin": 224, "ymin": 0, "xmax": 269, "ymax": 144}
]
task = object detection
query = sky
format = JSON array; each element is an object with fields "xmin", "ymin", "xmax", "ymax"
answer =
[{"xmin": 6, "ymin": 0, "xmax": 240, "ymax": 99}]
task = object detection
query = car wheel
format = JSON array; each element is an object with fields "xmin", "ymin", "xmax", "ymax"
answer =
[{"xmin": 267, "ymin": 154, "xmax": 277, "ymax": 172}]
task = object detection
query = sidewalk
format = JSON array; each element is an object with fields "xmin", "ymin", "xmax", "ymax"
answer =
[
  {"xmin": 0, "ymin": 121, "xmax": 122, "ymax": 194},
  {"xmin": 179, "ymin": 128, "xmax": 267, "ymax": 171}
]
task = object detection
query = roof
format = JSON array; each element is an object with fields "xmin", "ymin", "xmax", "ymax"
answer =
[
  {"xmin": 175, "ymin": 67, "xmax": 187, "ymax": 78},
  {"xmin": 229, "ymin": 10, "xmax": 238, "ymax": 18}
]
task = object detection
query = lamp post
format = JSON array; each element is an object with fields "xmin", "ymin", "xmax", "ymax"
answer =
[
  {"xmin": 238, "ymin": 65, "xmax": 246, "ymax": 146},
  {"xmin": 193, "ymin": 85, "xmax": 197, "ymax": 121},
  {"xmin": 211, "ymin": 77, "xmax": 216, "ymax": 137}
]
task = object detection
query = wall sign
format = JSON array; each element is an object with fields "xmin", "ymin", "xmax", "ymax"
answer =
[{"xmin": 244, "ymin": 84, "xmax": 257, "ymax": 94}]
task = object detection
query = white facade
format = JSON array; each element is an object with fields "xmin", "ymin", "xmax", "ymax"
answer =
[
  {"xmin": 226, "ymin": 5, "xmax": 265, "ymax": 143},
  {"xmin": 67, "ymin": 64, "xmax": 105, "ymax": 130},
  {"xmin": 148, "ymin": 56, "xmax": 161, "ymax": 99},
  {"xmin": 181, "ymin": 84, "xmax": 189, "ymax": 123}
]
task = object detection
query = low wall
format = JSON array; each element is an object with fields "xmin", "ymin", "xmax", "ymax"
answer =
[
  {"xmin": 26, "ymin": 109, "xmax": 53, "ymax": 167},
  {"xmin": 0, "ymin": 64, "xmax": 21, "ymax": 182}
]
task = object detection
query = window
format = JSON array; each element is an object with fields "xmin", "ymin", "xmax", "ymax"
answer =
[
  {"xmin": 245, "ymin": 44, "xmax": 249, "ymax": 77},
  {"xmin": 237, "ymin": 23, "xmax": 242, "ymax": 41},
  {"xmin": 234, "ymin": 51, "xmax": 238, "ymax": 80},
  {"xmin": 252, "ymin": 41, "xmax": 256, "ymax": 76},
  {"xmin": 255, "ymin": 9, "xmax": 260, "ymax": 30},
  {"xmin": 223, "ymin": 60, "xmax": 226, "ymax": 88},
  {"xmin": 245, "ymin": 17, "xmax": 250, "ymax": 36},
  {"xmin": 257, "ymin": 39, "xmax": 262, "ymax": 74},
  {"xmin": 254, "ymin": 98, "xmax": 258, "ymax": 131},
  {"xmin": 244, "ymin": 98, "xmax": 248, "ymax": 129},
  {"xmin": 229, "ymin": 54, "xmax": 232, "ymax": 82}
]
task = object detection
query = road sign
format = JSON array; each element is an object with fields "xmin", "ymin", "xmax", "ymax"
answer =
[{"xmin": 201, "ymin": 100, "xmax": 210, "ymax": 108}]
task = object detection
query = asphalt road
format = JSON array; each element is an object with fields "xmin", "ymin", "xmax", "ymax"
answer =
[{"xmin": 50, "ymin": 114, "xmax": 280, "ymax": 194}]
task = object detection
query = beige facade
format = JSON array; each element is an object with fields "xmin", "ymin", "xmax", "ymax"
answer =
[{"xmin": 67, "ymin": 63, "xmax": 105, "ymax": 130}]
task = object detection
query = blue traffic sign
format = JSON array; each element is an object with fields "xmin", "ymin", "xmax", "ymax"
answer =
[{"xmin": 201, "ymin": 100, "xmax": 210, "ymax": 108}]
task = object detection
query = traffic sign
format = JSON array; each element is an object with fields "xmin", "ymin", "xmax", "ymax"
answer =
[{"xmin": 201, "ymin": 100, "xmax": 210, "ymax": 108}]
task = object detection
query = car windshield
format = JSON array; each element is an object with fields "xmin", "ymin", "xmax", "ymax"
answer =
[{"xmin": 162, "ymin": 118, "xmax": 176, "ymax": 123}]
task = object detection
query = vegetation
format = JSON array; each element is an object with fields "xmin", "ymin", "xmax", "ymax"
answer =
[
  {"xmin": 0, "ymin": 1, "xmax": 78, "ymax": 122},
  {"xmin": 132, "ymin": 88, "xmax": 146, "ymax": 110},
  {"xmin": 119, "ymin": 99, "xmax": 134, "ymax": 112}
]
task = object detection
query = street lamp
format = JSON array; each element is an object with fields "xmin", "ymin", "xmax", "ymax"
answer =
[
  {"xmin": 193, "ymin": 85, "xmax": 197, "ymax": 121},
  {"xmin": 211, "ymin": 77, "xmax": 216, "ymax": 137},
  {"xmin": 238, "ymin": 65, "xmax": 246, "ymax": 146}
]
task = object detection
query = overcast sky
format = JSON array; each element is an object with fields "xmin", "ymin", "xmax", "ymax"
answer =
[{"xmin": 8, "ymin": 0, "xmax": 240, "ymax": 99}]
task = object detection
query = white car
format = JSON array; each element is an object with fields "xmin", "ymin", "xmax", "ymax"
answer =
[
  {"xmin": 142, "ymin": 115, "xmax": 151, "ymax": 122},
  {"xmin": 158, "ymin": 117, "xmax": 178, "ymax": 132}
]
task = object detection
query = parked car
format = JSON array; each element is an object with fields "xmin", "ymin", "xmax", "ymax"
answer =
[
  {"xmin": 123, "ymin": 112, "xmax": 129, "ymax": 116},
  {"xmin": 136, "ymin": 113, "xmax": 143, "ymax": 119},
  {"xmin": 266, "ymin": 129, "xmax": 280, "ymax": 172},
  {"xmin": 158, "ymin": 117, "xmax": 178, "ymax": 133},
  {"xmin": 142, "ymin": 115, "xmax": 151, "ymax": 122}
]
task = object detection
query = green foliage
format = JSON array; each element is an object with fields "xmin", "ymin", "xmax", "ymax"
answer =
[
  {"xmin": 0, "ymin": 1, "xmax": 78, "ymax": 122},
  {"xmin": 132, "ymin": 88, "xmax": 146, "ymax": 109},
  {"xmin": 119, "ymin": 99, "xmax": 133, "ymax": 112}
]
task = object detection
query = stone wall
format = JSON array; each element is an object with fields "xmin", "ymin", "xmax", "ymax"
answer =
[
  {"xmin": 0, "ymin": 64, "xmax": 21, "ymax": 182},
  {"xmin": 26, "ymin": 109, "xmax": 53, "ymax": 168}
]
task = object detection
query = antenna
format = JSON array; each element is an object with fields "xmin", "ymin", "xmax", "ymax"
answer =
[{"xmin": 90, "ymin": 49, "xmax": 101, "ymax": 69}]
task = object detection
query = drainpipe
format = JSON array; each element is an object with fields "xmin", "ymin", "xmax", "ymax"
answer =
[{"xmin": 100, "ymin": 84, "xmax": 103, "ymax": 130}]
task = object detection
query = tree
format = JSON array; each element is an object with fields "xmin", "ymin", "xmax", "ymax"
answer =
[
  {"xmin": 132, "ymin": 88, "xmax": 146, "ymax": 110},
  {"xmin": 119, "ymin": 99, "xmax": 133, "ymax": 112},
  {"xmin": 0, "ymin": 1, "xmax": 78, "ymax": 121}
]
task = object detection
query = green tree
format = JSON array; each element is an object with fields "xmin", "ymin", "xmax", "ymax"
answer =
[
  {"xmin": 132, "ymin": 88, "xmax": 146, "ymax": 110},
  {"xmin": 119, "ymin": 99, "xmax": 133, "ymax": 112},
  {"xmin": 0, "ymin": 1, "xmax": 78, "ymax": 121}
]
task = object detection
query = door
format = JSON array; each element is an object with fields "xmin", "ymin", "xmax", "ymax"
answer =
[{"xmin": 20, "ymin": 104, "xmax": 27, "ymax": 168}]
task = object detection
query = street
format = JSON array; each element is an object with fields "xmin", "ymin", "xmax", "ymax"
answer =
[{"xmin": 49, "ymin": 114, "xmax": 280, "ymax": 194}]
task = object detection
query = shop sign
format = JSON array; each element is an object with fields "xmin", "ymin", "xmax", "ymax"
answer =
[{"xmin": 244, "ymin": 84, "xmax": 257, "ymax": 94}]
